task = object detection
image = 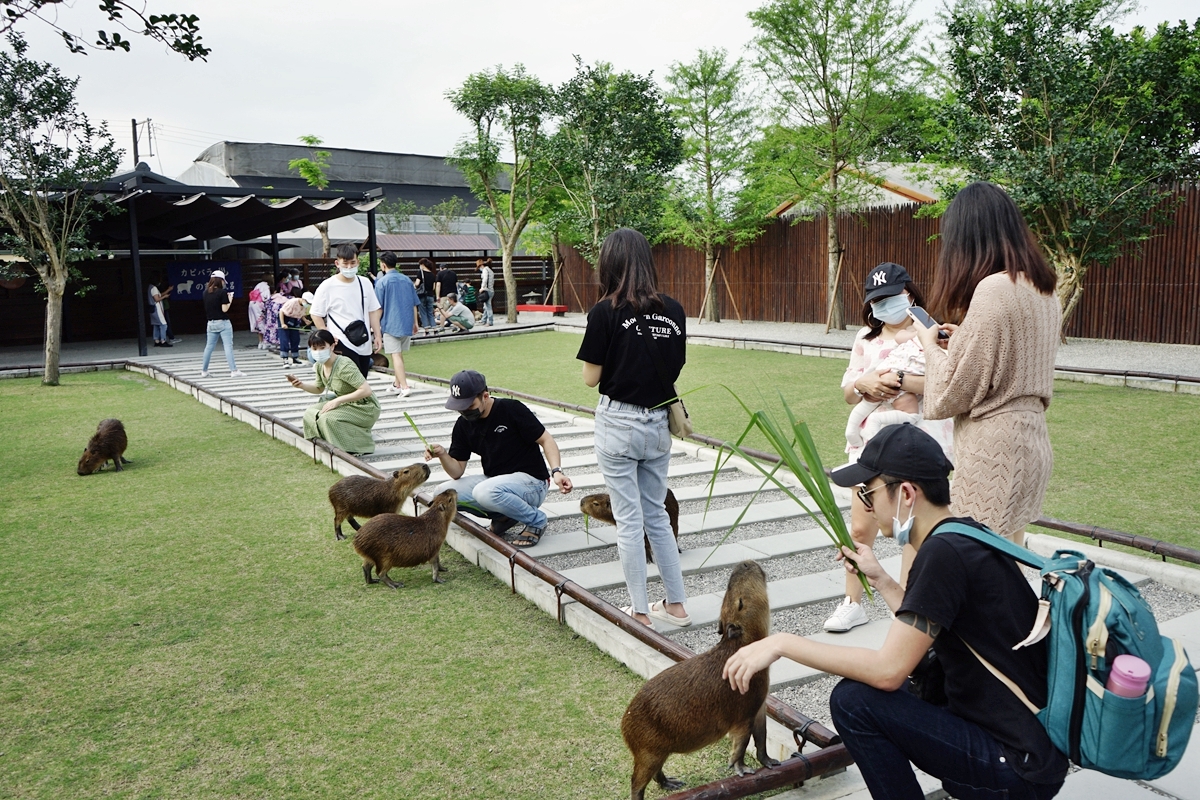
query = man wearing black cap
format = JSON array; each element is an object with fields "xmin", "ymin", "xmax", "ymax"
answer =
[
  {"xmin": 424, "ymin": 370, "xmax": 573, "ymax": 547},
  {"xmin": 723, "ymin": 424, "xmax": 1066, "ymax": 799}
]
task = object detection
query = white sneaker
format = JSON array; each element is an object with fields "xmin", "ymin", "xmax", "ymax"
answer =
[
  {"xmin": 400, "ymin": 387, "xmax": 412, "ymax": 398},
  {"xmin": 823, "ymin": 597, "xmax": 869, "ymax": 632},
  {"xmin": 384, "ymin": 384, "xmax": 402, "ymax": 395},
  {"xmin": 199, "ymin": 371, "xmax": 209, "ymax": 378},
  {"xmin": 229, "ymin": 370, "xmax": 247, "ymax": 378}
]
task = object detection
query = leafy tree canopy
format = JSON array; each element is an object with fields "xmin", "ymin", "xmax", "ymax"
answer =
[{"xmin": 1, "ymin": 0, "xmax": 209, "ymax": 60}]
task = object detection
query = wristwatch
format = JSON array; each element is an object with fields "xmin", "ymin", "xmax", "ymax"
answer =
[
  {"xmin": 852, "ymin": 384, "xmax": 864, "ymax": 398},
  {"xmin": 896, "ymin": 370, "xmax": 906, "ymax": 390},
  {"xmin": 550, "ymin": 467, "xmax": 563, "ymax": 476}
]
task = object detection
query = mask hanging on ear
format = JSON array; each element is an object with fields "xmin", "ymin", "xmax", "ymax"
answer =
[{"xmin": 893, "ymin": 486, "xmax": 915, "ymax": 547}]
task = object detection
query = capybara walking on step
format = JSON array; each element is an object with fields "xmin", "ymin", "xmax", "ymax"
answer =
[
  {"xmin": 580, "ymin": 489, "xmax": 679, "ymax": 563},
  {"xmin": 621, "ymin": 560, "xmax": 778, "ymax": 799},
  {"xmin": 77, "ymin": 419, "xmax": 130, "ymax": 475},
  {"xmin": 352, "ymin": 488, "xmax": 457, "ymax": 589},
  {"xmin": 328, "ymin": 462, "xmax": 430, "ymax": 540}
]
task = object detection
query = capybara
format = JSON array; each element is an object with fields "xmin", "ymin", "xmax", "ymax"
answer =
[
  {"xmin": 621, "ymin": 560, "xmax": 778, "ymax": 799},
  {"xmin": 352, "ymin": 488, "xmax": 458, "ymax": 589},
  {"xmin": 328, "ymin": 462, "xmax": 430, "ymax": 540},
  {"xmin": 580, "ymin": 489, "xmax": 679, "ymax": 563},
  {"xmin": 77, "ymin": 419, "xmax": 130, "ymax": 475}
]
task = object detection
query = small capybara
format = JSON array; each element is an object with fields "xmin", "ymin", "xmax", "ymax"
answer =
[
  {"xmin": 352, "ymin": 488, "xmax": 458, "ymax": 589},
  {"xmin": 328, "ymin": 462, "xmax": 430, "ymax": 540},
  {"xmin": 580, "ymin": 489, "xmax": 679, "ymax": 563},
  {"xmin": 621, "ymin": 560, "xmax": 778, "ymax": 800},
  {"xmin": 77, "ymin": 419, "xmax": 130, "ymax": 475}
]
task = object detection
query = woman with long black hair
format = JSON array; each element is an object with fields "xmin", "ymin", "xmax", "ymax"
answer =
[
  {"xmin": 577, "ymin": 228, "xmax": 691, "ymax": 628},
  {"xmin": 199, "ymin": 270, "xmax": 246, "ymax": 379}
]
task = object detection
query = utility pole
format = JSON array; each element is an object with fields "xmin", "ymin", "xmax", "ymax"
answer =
[{"xmin": 131, "ymin": 118, "xmax": 139, "ymax": 165}]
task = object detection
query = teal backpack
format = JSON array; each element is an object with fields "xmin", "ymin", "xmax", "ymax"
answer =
[{"xmin": 933, "ymin": 522, "xmax": 1197, "ymax": 780}]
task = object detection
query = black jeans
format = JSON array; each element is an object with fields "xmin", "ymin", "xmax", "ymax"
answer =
[
  {"xmin": 829, "ymin": 679, "xmax": 1063, "ymax": 800},
  {"xmin": 333, "ymin": 342, "xmax": 373, "ymax": 378}
]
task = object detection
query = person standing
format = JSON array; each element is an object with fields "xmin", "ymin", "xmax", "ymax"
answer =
[
  {"xmin": 277, "ymin": 288, "xmax": 306, "ymax": 366},
  {"xmin": 577, "ymin": 228, "xmax": 691, "ymax": 629},
  {"xmin": 415, "ymin": 257, "xmax": 437, "ymax": 330},
  {"xmin": 249, "ymin": 279, "xmax": 271, "ymax": 349},
  {"xmin": 478, "ymin": 257, "xmax": 495, "ymax": 327},
  {"xmin": 147, "ymin": 277, "xmax": 172, "ymax": 347},
  {"xmin": 374, "ymin": 252, "xmax": 420, "ymax": 397},
  {"xmin": 199, "ymin": 269, "xmax": 246, "ymax": 379},
  {"xmin": 288, "ymin": 329, "xmax": 381, "ymax": 456},
  {"xmin": 310, "ymin": 243, "xmax": 382, "ymax": 379},
  {"xmin": 916, "ymin": 182, "xmax": 1061, "ymax": 546},
  {"xmin": 435, "ymin": 262, "xmax": 458, "ymax": 303}
]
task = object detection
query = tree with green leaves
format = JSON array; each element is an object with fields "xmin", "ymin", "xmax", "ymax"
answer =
[
  {"xmin": 0, "ymin": 34, "xmax": 121, "ymax": 385},
  {"xmin": 447, "ymin": 64, "xmax": 554, "ymax": 322},
  {"xmin": 662, "ymin": 48, "xmax": 762, "ymax": 323},
  {"xmin": 1, "ymin": 0, "xmax": 209, "ymax": 59},
  {"xmin": 748, "ymin": 0, "xmax": 921, "ymax": 329},
  {"xmin": 423, "ymin": 195, "xmax": 469, "ymax": 236},
  {"xmin": 943, "ymin": 0, "xmax": 1200, "ymax": 332},
  {"xmin": 547, "ymin": 58, "xmax": 684, "ymax": 264},
  {"xmin": 288, "ymin": 135, "xmax": 332, "ymax": 257},
  {"xmin": 378, "ymin": 198, "xmax": 417, "ymax": 234}
]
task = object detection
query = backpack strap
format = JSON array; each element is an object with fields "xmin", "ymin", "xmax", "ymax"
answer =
[
  {"xmin": 963, "ymin": 640, "xmax": 1043, "ymax": 714},
  {"xmin": 931, "ymin": 521, "xmax": 1047, "ymax": 571}
]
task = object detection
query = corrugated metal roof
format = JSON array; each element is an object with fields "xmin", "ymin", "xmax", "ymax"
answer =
[{"xmin": 375, "ymin": 233, "xmax": 496, "ymax": 252}]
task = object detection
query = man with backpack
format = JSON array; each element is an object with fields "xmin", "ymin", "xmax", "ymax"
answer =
[{"xmin": 723, "ymin": 423, "xmax": 1068, "ymax": 799}]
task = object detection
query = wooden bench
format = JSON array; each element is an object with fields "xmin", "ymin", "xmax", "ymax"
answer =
[{"xmin": 516, "ymin": 304, "xmax": 569, "ymax": 316}]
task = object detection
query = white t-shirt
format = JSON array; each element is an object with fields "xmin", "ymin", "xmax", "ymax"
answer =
[
  {"xmin": 311, "ymin": 275, "xmax": 381, "ymax": 356},
  {"xmin": 147, "ymin": 285, "xmax": 166, "ymax": 325}
]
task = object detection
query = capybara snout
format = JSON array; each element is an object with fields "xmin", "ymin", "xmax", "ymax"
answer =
[{"xmin": 77, "ymin": 419, "xmax": 129, "ymax": 475}]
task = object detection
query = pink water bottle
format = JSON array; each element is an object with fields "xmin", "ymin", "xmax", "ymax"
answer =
[{"xmin": 1106, "ymin": 654, "xmax": 1152, "ymax": 698}]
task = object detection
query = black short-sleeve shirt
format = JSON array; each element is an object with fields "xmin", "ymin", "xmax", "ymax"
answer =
[
  {"xmin": 447, "ymin": 398, "xmax": 549, "ymax": 480},
  {"xmin": 900, "ymin": 518, "xmax": 1068, "ymax": 785},
  {"xmin": 576, "ymin": 296, "xmax": 686, "ymax": 409},
  {"xmin": 203, "ymin": 288, "xmax": 230, "ymax": 321},
  {"xmin": 436, "ymin": 269, "xmax": 458, "ymax": 298}
]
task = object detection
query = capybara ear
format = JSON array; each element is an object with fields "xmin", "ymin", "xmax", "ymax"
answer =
[{"xmin": 725, "ymin": 623, "xmax": 743, "ymax": 640}]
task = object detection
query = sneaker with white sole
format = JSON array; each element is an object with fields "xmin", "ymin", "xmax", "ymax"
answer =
[
  {"xmin": 229, "ymin": 370, "xmax": 247, "ymax": 378},
  {"xmin": 400, "ymin": 387, "xmax": 412, "ymax": 397},
  {"xmin": 384, "ymin": 384, "xmax": 402, "ymax": 395},
  {"xmin": 823, "ymin": 597, "xmax": 869, "ymax": 632},
  {"xmin": 199, "ymin": 371, "xmax": 209, "ymax": 378}
]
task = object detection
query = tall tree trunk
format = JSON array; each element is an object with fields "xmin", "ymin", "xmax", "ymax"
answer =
[
  {"xmin": 503, "ymin": 242, "xmax": 519, "ymax": 324},
  {"xmin": 1054, "ymin": 253, "xmax": 1086, "ymax": 341},
  {"xmin": 317, "ymin": 221, "xmax": 331, "ymax": 258},
  {"xmin": 826, "ymin": 206, "xmax": 844, "ymax": 331},
  {"xmin": 43, "ymin": 285, "xmax": 63, "ymax": 386},
  {"xmin": 703, "ymin": 243, "xmax": 720, "ymax": 323},
  {"xmin": 551, "ymin": 232, "xmax": 563, "ymax": 307}
]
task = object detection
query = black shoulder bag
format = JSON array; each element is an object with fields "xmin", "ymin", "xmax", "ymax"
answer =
[
  {"xmin": 324, "ymin": 277, "xmax": 370, "ymax": 346},
  {"xmin": 638, "ymin": 313, "xmax": 692, "ymax": 437}
]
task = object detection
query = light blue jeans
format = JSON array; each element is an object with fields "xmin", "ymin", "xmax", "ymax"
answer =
[
  {"xmin": 593, "ymin": 395, "xmax": 687, "ymax": 615},
  {"xmin": 202, "ymin": 319, "xmax": 237, "ymax": 372},
  {"xmin": 152, "ymin": 321, "xmax": 167, "ymax": 341},
  {"xmin": 437, "ymin": 471, "xmax": 549, "ymax": 531},
  {"xmin": 481, "ymin": 293, "xmax": 494, "ymax": 326}
]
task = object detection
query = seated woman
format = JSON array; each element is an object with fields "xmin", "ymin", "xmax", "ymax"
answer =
[{"xmin": 286, "ymin": 329, "xmax": 381, "ymax": 456}]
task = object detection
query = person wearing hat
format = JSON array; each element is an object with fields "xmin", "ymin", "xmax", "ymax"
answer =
[
  {"xmin": 723, "ymin": 424, "xmax": 1067, "ymax": 799},
  {"xmin": 424, "ymin": 370, "xmax": 573, "ymax": 546},
  {"xmin": 199, "ymin": 269, "xmax": 246, "ymax": 379},
  {"xmin": 824, "ymin": 261, "xmax": 954, "ymax": 635}
]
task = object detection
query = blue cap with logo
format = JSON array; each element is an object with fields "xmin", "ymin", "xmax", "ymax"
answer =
[{"xmin": 445, "ymin": 370, "xmax": 488, "ymax": 410}]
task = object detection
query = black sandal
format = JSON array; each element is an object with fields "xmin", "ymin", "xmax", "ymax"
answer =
[{"xmin": 510, "ymin": 527, "xmax": 543, "ymax": 548}]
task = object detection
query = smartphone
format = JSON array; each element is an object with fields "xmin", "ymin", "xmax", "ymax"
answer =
[{"xmin": 908, "ymin": 306, "xmax": 950, "ymax": 339}]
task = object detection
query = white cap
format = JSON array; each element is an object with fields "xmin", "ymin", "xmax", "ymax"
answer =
[
  {"xmin": 210, "ymin": 270, "xmax": 226, "ymax": 280},
  {"xmin": 302, "ymin": 291, "xmax": 315, "ymax": 304}
]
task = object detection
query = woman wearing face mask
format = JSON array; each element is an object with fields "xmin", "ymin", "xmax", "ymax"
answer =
[
  {"xmin": 287, "ymin": 329, "xmax": 381, "ymax": 456},
  {"xmin": 823, "ymin": 262, "xmax": 954, "ymax": 634}
]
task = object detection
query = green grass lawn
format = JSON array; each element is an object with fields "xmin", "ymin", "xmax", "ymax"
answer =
[
  {"xmin": 0, "ymin": 371, "xmax": 733, "ymax": 799},
  {"xmin": 405, "ymin": 331, "xmax": 1200, "ymax": 550}
]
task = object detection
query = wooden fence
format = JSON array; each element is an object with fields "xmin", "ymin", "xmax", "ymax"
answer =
[{"xmin": 558, "ymin": 186, "xmax": 1200, "ymax": 346}]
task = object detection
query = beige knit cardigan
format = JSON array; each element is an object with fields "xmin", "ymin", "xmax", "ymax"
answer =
[{"xmin": 922, "ymin": 273, "xmax": 1061, "ymax": 539}]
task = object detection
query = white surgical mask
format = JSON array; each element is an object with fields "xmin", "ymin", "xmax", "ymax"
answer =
[
  {"xmin": 312, "ymin": 348, "xmax": 331, "ymax": 363},
  {"xmin": 338, "ymin": 266, "xmax": 359, "ymax": 279},
  {"xmin": 893, "ymin": 486, "xmax": 915, "ymax": 547},
  {"xmin": 871, "ymin": 293, "xmax": 911, "ymax": 325}
]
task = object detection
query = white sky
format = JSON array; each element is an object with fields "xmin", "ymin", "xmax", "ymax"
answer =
[{"xmin": 14, "ymin": 0, "xmax": 1193, "ymax": 179}]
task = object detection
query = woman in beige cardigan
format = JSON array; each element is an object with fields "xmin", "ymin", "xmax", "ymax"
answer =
[{"xmin": 914, "ymin": 182, "xmax": 1061, "ymax": 545}]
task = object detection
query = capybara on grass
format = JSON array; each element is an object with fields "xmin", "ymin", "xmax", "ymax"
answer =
[
  {"xmin": 621, "ymin": 560, "xmax": 778, "ymax": 800},
  {"xmin": 352, "ymin": 488, "xmax": 458, "ymax": 589},
  {"xmin": 328, "ymin": 462, "xmax": 430, "ymax": 540},
  {"xmin": 77, "ymin": 419, "xmax": 130, "ymax": 475},
  {"xmin": 580, "ymin": 489, "xmax": 679, "ymax": 563}
]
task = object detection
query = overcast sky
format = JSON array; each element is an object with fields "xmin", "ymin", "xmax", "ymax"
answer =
[{"xmin": 15, "ymin": 0, "xmax": 1192, "ymax": 179}]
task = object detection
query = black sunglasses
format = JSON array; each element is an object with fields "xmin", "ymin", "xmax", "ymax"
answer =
[{"xmin": 857, "ymin": 481, "xmax": 900, "ymax": 510}]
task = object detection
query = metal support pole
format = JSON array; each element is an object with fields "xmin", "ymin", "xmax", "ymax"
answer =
[
  {"xmin": 271, "ymin": 232, "xmax": 281, "ymax": 286},
  {"xmin": 367, "ymin": 208, "xmax": 378, "ymax": 275},
  {"xmin": 129, "ymin": 200, "xmax": 148, "ymax": 357},
  {"xmin": 131, "ymin": 118, "xmax": 139, "ymax": 165}
]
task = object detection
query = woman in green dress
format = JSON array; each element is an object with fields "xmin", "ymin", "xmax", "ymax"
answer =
[{"xmin": 287, "ymin": 330, "xmax": 381, "ymax": 455}]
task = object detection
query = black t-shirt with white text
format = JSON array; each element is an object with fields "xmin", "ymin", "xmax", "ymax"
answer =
[
  {"xmin": 899, "ymin": 518, "xmax": 1068, "ymax": 785},
  {"xmin": 447, "ymin": 398, "xmax": 549, "ymax": 481},
  {"xmin": 203, "ymin": 288, "xmax": 230, "ymax": 321},
  {"xmin": 576, "ymin": 296, "xmax": 686, "ymax": 409}
]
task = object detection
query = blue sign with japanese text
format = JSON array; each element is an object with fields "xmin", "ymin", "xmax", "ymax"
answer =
[{"xmin": 167, "ymin": 262, "xmax": 242, "ymax": 300}]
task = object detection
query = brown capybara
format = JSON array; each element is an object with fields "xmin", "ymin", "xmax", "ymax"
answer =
[
  {"xmin": 77, "ymin": 419, "xmax": 130, "ymax": 475},
  {"xmin": 328, "ymin": 463, "xmax": 430, "ymax": 540},
  {"xmin": 580, "ymin": 489, "xmax": 679, "ymax": 563},
  {"xmin": 352, "ymin": 488, "xmax": 457, "ymax": 589},
  {"xmin": 621, "ymin": 560, "xmax": 778, "ymax": 800}
]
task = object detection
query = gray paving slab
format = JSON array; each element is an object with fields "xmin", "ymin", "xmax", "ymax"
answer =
[
  {"xmin": 1057, "ymin": 769, "xmax": 1164, "ymax": 799},
  {"xmin": 675, "ymin": 498, "xmax": 825, "ymax": 535},
  {"xmin": 743, "ymin": 529, "xmax": 836, "ymax": 559},
  {"xmin": 1146, "ymin": 722, "xmax": 1200, "ymax": 799}
]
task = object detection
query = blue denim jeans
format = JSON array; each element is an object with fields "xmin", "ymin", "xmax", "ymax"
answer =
[
  {"xmin": 829, "ymin": 680, "xmax": 1064, "ymax": 800},
  {"xmin": 481, "ymin": 293, "xmax": 494, "ymax": 326},
  {"xmin": 418, "ymin": 295, "xmax": 436, "ymax": 328},
  {"xmin": 279, "ymin": 328, "xmax": 300, "ymax": 359},
  {"xmin": 437, "ymin": 471, "xmax": 549, "ymax": 530},
  {"xmin": 202, "ymin": 320, "xmax": 237, "ymax": 372},
  {"xmin": 152, "ymin": 321, "xmax": 167, "ymax": 341},
  {"xmin": 593, "ymin": 395, "xmax": 687, "ymax": 615}
]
